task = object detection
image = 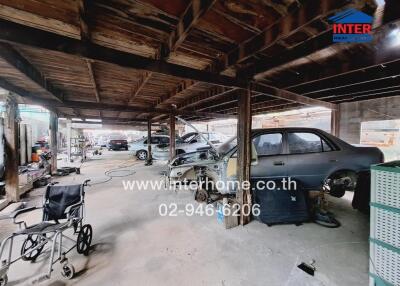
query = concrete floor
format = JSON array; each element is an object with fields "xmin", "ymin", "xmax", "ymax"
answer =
[{"xmin": 0, "ymin": 151, "xmax": 370, "ymax": 286}]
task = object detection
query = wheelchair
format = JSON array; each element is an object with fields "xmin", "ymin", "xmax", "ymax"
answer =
[{"xmin": 0, "ymin": 180, "xmax": 93, "ymax": 285}]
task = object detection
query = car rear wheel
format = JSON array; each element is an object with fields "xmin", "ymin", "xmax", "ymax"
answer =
[
  {"xmin": 325, "ymin": 171, "xmax": 357, "ymax": 198},
  {"xmin": 137, "ymin": 150, "xmax": 148, "ymax": 160}
]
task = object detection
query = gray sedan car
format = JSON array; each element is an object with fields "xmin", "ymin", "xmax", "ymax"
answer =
[{"xmin": 168, "ymin": 127, "xmax": 383, "ymax": 202}]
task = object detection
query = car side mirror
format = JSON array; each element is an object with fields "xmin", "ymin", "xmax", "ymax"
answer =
[{"xmin": 191, "ymin": 139, "xmax": 198, "ymax": 143}]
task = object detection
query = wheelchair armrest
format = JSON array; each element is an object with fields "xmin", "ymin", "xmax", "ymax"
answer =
[
  {"xmin": 11, "ymin": 206, "xmax": 42, "ymax": 225},
  {"xmin": 64, "ymin": 202, "xmax": 83, "ymax": 220},
  {"xmin": 11, "ymin": 206, "xmax": 40, "ymax": 219}
]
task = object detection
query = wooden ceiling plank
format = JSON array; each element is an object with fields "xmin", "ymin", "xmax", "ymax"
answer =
[
  {"xmin": 0, "ymin": 42, "xmax": 64, "ymax": 102},
  {"xmin": 0, "ymin": 18, "xmax": 335, "ymax": 111},
  {"xmin": 163, "ymin": 0, "xmax": 217, "ymax": 58},
  {"xmin": 217, "ymin": 0, "xmax": 367, "ymax": 72}
]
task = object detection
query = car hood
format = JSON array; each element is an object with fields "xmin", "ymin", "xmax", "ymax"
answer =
[{"xmin": 169, "ymin": 149, "xmax": 220, "ymax": 168}]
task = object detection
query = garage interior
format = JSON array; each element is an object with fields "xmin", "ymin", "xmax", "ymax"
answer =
[{"xmin": 0, "ymin": 0, "xmax": 399, "ymax": 285}]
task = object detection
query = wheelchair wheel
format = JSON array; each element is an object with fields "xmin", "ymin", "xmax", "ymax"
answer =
[
  {"xmin": 0, "ymin": 274, "xmax": 7, "ymax": 286},
  {"xmin": 77, "ymin": 224, "xmax": 93, "ymax": 256},
  {"xmin": 61, "ymin": 263, "xmax": 75, "ymax": 280},
  {"xmin": 21, "ymin": 234, "xmax": 45, "ymax": 261}
]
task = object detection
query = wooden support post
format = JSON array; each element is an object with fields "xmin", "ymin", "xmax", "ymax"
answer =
[
  {"xmin": 49, "ymin": 112, "xmax": 58, "ymax": 174},
  {"xmin": 236, "ymin": 88, "xmax": 252, "ymax": 226},
  {"xmin": 4, "ymin": 93, "xmax": 19, "ymax": 202},
  {"xmin": 66, "ymin": 119, "xmax": 72, "ymax": 163},
  {"xmin": 169, "ymin": 114, "xmax": 176, "ymax": 161},
  {"xmin": 145, "ymin": 119, "xmax": 153, "ymax": 166},
  {"xmin": 331, "ymin": 105, "xmax": 340, "ymax": 137}
]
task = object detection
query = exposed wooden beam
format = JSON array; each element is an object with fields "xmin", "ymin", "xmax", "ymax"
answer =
[
  {"xmin": 163, "ymin": 0, "xmax": 217, "ymax": 58},
  {"xmin": 179, "ymin": 87, "xmax": 238, "ymax": 109},
  {"xmin": 0, "ymin": 77, "xmax": 59, "ymax": 114},
  {"xmin": 217, "ymin": 0, "xmax": 353, "ymax": 72},
  {"xmin": 0, "ymin": 19, "xmax": 333, "ymax": 111},
  {"xmin": 0, "ymin": 18, "xmax": 247, "ymax": 87},
  {"xmin": 0, "ymin": 42, "xmax": 64, "ymax": 102},
  {"xmin": 157, "ymin": 80, "xmax": 197, "ymax": 107},
  {"xmin": 284, "ymin": 51, "xmax": 400, "ymax": 93},
  {"xmin": 220, "ymin": 0, "xmax": 376, "ymax": 71},
  {"xmin": 4, "ymin": 92, "xmax": 19, "ymax": 202},
  {"xmin": 251, "ymin": 83, "xmax": 336, "ymax": 110},
  {"xmin": 151, "ymin": 85, "xmax": 232, "ymax": 122},
  {"xmin": 128, "ymin": 72, "xmax": 152, "ymax": 103},
  {"xmin": 236, "ymin": 88, "xmax": 252, "ymax": 226},
  {"xmin": 78, "ymin": 0, "xmax": 91, "ymax": 42},
  {"xmin": 86, "ymin": 60, "xmax": 100, "ymax": 102}
]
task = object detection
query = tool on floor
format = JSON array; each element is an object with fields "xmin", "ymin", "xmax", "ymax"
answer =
[{"xmin": 297, "ymin": 259, "xmax": 316, "ymax": 276}]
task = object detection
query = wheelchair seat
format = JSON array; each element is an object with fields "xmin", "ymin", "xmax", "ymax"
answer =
[{"xmin": 14, "ymin": 221, "xmax": 70, "ymax": 235}]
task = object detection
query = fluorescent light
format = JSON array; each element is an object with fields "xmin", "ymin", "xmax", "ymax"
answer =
[
  {"xmin": 388, "ymin": 28, "xmax": 400, "ymax": 48},
  {"xmin": 85, "ymin": 119, "xmax": 102, "ymax": 122},
  {"xmin": 72, "ymin": 118, "xmax": 83, "ymax": 121}
]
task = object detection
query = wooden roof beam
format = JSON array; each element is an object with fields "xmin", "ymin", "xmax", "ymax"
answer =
[
  {"xmin": 0, "ymin": 42, "xmax": 64, "ymax": 102},
  {"xmin": 0, "ymin": 77, "xmax": 59, "ymax": 114},
  {"xmin": 86, "ymin": 60, "xmax": 100, "ymax": 102},
  {"xmin": 0, "ymin": 19, "xmax": 334, "ymax": 110},
  {"xmin": 218, "ymin": 0, "xmax": 373, "ymax": 73},
  {"xmin": 128, "ymin": 71, "xmax": 153, "ymax": 103},
  {"xmin": 162, "ymin": 0, "xmax": 217, "ymax": 58}
]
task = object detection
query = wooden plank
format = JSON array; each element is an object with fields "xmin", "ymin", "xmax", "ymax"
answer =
[
  {"xmin": 0, "ymin": 77, "xmax": 60, "ymax": 114},
  {"xmin": 251, "ymin": 82, "xmax": 337, "ymax": 110},
  {"xmin": 0, "ymin": 18, "xmax": 247, "ymax": 87},
  {"xmin": 0, "ymin": 19, "xmax": 334, "ymax": 110},
  {"xmin": 0, "ymin": 42, "xmax": 64, "ymax": 102},
  {"xmin": 4, "ymin": 92, "xmax": 19, "ymax": 202},
  {"xmin": 128, "ymin": 71, "xmax": 153, "ymax": 103},
  {"xmin": 77, "ymin": 0, "xmax": 91, "ymax": 42},
  {"xmin": 236, "ymin": 88, "xmax": 252, "ymax": 226},
  {"xmin": 163, "ymin": 0, "xmax": 217, "ymax": 57},
  {"xmin": 218, "ymin": 0, "xmax": 352, "ymax": 72},
  {"xmin": 169, "ymin": 114, "xmax": 175, "ymax": 161},
  {"xmin": 86, "ymin": 60, "xmax": 100, "ymax": 102}
]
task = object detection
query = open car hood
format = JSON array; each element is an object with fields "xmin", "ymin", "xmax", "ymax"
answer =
[{"xmin": 175, "ymin": 116, "xmax": 219, "ymax": 155}]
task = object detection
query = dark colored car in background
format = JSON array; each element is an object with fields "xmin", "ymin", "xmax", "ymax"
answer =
[{"xmin": 108, "ymin": 139, "xmax": 128, "ymax": 151}]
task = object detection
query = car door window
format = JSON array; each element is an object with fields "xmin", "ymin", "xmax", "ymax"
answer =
[
  {"xmin": 252, "ymin": 133, "xmax": 283, "ymax": 156},
  {"xmin": 288, "ymin": 132, "xmax": 332, "ymax": 154},
  {"xmin": 159, "ymin": 137, "xmax": 169, "ymax": 144},
  {"xmin": 151, "ymin": 137, "xmax": 160, "ymax": 144}
]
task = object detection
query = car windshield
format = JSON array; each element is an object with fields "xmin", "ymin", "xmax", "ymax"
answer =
[{"xmin": 216, "ymin": 136, "xmax": 237, "ymax": 155}]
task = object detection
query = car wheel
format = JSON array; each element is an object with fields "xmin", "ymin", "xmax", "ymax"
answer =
[
  {"xmin": 325, "ymin": 171, "xmax": 357, "ymax": 198},
  {"xmin": 137, "ymin": 150, "xmax": 148, "ymax": 160}
]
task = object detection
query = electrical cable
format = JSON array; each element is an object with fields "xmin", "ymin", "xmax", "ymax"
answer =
[{"xmin": 86, "ymin": 161, "xmax": 138, "ymax": 186}]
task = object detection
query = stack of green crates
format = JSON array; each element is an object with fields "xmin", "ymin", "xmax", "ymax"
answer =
[{"xmin": 370, "ymin": 161, "xmax": 400, "ymax": 286}]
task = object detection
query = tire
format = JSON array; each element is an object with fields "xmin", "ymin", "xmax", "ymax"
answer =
[
  {"xmin": 137, "ymin": 150, "xmax": 148, "ymax": 160},
  {"xmin": 325, "ymin": 171, "xmax": 357, "ymax": 198}
]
